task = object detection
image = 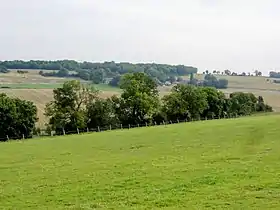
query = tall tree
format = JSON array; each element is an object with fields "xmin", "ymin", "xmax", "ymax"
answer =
[
  {"xmin": 0, "ymin": 94, "xmax": 37, "ymax": 140},
  {"xmin": 86, "ymin": 98, "xmax": 119, "ymax": 129},
  {"xmin": 45, "ymin": 80, "xmax": 98, "ymax": 133},
  {"xmin": 116, "ymin": 72, "xmax": 160, "ymax": 125},
  {"xmin": 201, "ymin": 87, "xmax": 226, "ymax": 119},
  {"xmin": 224, "ymin": 69, "xmax": 231, "ymax": 75},
  {"xmin": 229, "ymin": 92, "xmax": 257, "ymax": 116},
  {"xmin": 162, "ymin": 84, "xmax": 208, "ymax": 121}
]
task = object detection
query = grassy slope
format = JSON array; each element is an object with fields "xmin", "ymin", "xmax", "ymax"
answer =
[{"xmin": 1, "ymin": 115, "xmax": 280, "ymax": 209}]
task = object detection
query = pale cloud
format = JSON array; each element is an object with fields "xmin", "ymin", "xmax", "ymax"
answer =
[{"xmin": 1, "ymin": 0, "xmax": 280, "ymax": 73}]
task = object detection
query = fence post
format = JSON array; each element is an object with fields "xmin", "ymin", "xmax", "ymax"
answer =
[
  {"xmin": 63, "ymin": 128, "xmax": 66, "ymax": 136},
  {"xmin": 98, "ymin": 126, "xmax": 100, "ymax": 132},
  {"xmin": 77, "ymin": 128, "xmax": 80, "ymax": 134},
  {"xmin": 22, "ymin": 134, "xmax": 25, "ymax": 140},
  {"xmin": 6, "ymin": 135, "xmax": 9, "ymax": 141}
]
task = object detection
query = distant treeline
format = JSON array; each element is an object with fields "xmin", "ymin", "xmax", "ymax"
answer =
[
  {"xmin": 269, "ymin": 71, "xmax": 280, "ymax": 78},
  {"xmin": 0, "ymin": 60, "xmax": 198, "ymax": 84},
  {"xmin": 0, "ymin": 65, "xmax": 9, "ymax": 73},
  {"xmin": 0, "ymin": 72, "xmax": 273, "ymax": 141}
]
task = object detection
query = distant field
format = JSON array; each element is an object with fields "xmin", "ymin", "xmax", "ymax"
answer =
[
  {"xmin": 0, "ymin": 83, "xmax": 62, "ymax": 89},
  {"xmin": 0, "ymin": 70, "xmax": 120, "ymax": 127},
  {"xmin": 0, "ymin": 88, "xmax": 119, "ymax": 127},
  {"xmin": 180, "ymin": 74, "xmax": 280, "ymax": 112},
  {"xmin": 0, "ymin": 83, "xmax": 121, "ymax": 91},
  {"xmin": 1, "ymin": 115, "xmax": 280, "ymax": 209}
]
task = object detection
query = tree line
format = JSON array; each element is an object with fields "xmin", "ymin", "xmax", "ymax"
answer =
[
  {"xmin": 269, "ymin": 71, "xmax": 280, "ymax": 78},
  {"xmin": 0, "ymin": 72, "xmax": 273, "ymax": 141},
  {"xmin": 0, "ymin": 65, "xmax": 9, "ymax": 73},
  {"xmin": 0, "ymin": 60, "xmax": 198, "ymax": 85}
]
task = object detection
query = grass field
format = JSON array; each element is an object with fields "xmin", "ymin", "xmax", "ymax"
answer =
[
  {"xmin": 0, "ymin": 83, "xmax": 120, "ymax": 91},
  {"xmin": 1, "ymin": 115, "xmax": 280, "ymax": 209}
]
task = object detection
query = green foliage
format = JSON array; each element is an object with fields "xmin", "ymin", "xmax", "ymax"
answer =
[
  {"xmin": 217, "ymin": 78, "xmax": 229, "ymax": 89},
  {"xmin": 163, "ymin": 85, "xmax": 208, "ymax": 121},
  {"xmin": 229, "ymin": 92, "xmax": 257, "ymax": 116},
  {"xmin": 86, "ymin": 98, "xmax": 119, "ymax": 129},
  {"xmin": 201, "ymin": 87, "xmax": 226, "ymax": 118},
  {"xmin": 45, "ymin": 80, "xmax": 98, "ymax": 133},
  {"xmin": 0, "ymin": 65, "xmax": 10, "ymax": 73},
  {"xmin": 190, "ymin": 73, "xmax": 194, "ymax": 81},
  {"xmin": 168, "ymin": 75, "xmax": 177, "ymax": 84},
  {"xmin": 203, "ymin": 74, "xmax": 228, "ymax": 89},
  {"xmin": 0, "ymin": 60, "xmax": 198, "ymax": 85},
  {"xmin": 224, "ymin": 69, "xmax": 231, "ymax": 75},
  {"xmin": 91, "ymin": 69, "xmax": 105, "ymax": 84},
  {"xmin": 109, "ymin": 75, "xmax": 121, "ymax": 87},
  {"xmin": 44, "ymin": 74, "xmax": 273, "ymax": 133},
  {"xmin": 17, "ymin": 70, "xmax": 29, "ymax": 74},
  {"xmin": 0, "ymin": 94, "xmax": 37, "ymax": 140},
  {"xmin": 270, "ymin": 71, "xmax": 280, "ymax": 78},
  {"xmin": 117, "ymin": 72, "xmax": 160, "ymax": 125},
  {"xmin": 41, "ymin": 69, "xmax": 71, "ymax": 77}
]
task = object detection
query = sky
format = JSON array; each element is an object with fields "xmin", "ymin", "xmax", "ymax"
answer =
[{"xmin": 1, "ymin": 0, "xmax": 280, "ymax": 73}]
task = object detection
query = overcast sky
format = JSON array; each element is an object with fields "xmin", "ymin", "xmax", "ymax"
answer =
[{"xmin": 1, "ymin": 0, "xmax": 280, "ymax": 73}]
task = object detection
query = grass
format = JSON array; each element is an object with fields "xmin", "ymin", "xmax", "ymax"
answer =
[
  {"xmin": 0, "ymin": 83, "xmax": 120, "ymax": 91},
  {"xmin": 1, "ymin": 115, "xmax": 280, "ymax": 209},
  {"xmin": 0, "ymin": 83, "xmax": 62, "ymax": 89}
]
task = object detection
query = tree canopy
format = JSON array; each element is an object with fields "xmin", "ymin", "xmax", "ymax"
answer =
[
  {"xmin": 269, "ymin": 71, "xmax": 280, "ymax": 78},
  {"xmin": 0, "ymin": 94, "xmax": 37, "ymax": 140},
  {"xmin": 43, "ymin": 73, "xmax": 272, "ymax": 135},
  {"xmin": 0, "ymin": 60, "xmax": 198, "ymax": 85},
  {"xmin": 0, "ymin": 72, "xmax": 273, "ymax": 140},
  {"xmin": 45, "ymin": 80, "xmax": 98, "ymax": 133}
]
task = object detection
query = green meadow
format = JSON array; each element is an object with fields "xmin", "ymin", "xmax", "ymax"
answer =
[{"xmin": 1, "ymin": 115, "xmax": 280, "ymax": 209}]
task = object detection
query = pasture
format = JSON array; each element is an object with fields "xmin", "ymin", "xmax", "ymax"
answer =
[{"xmin": 1, "ymin": 115, "xmax": 280, "ymax": 209}]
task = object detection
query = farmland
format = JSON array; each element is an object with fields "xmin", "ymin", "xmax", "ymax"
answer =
[
  {"xmin": 180, "ymin": 74, "xmax": 280, "ymax": 111},
  {"xmin": 1, "ymin": 70, "xmax": 280, "ymax": 127},
  {"xmin": 0, "ymin": 70, "xmax": 120, "ymax": 127},
  {"xmin": 1, "ymin": 115, "xmax": 280, "ymax": 209}
]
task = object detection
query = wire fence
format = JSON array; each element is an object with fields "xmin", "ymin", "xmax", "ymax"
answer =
[{"xmin": 0, "ymin": 114, "xmax": 243, "ymax": 142}]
